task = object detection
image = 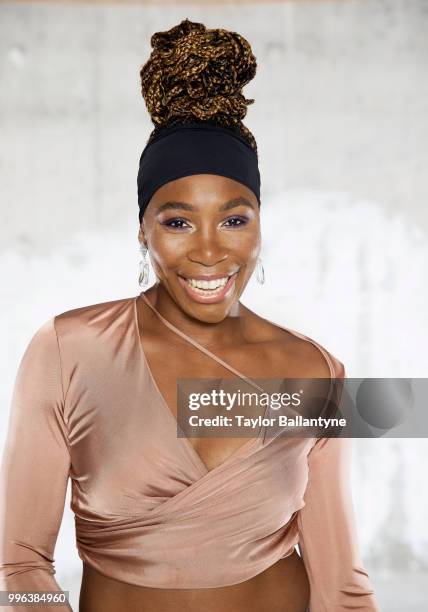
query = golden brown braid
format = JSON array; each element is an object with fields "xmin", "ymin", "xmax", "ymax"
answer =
[{"xmin": 139, "ymin": 18, "xmax": 258, "ymax": 155}]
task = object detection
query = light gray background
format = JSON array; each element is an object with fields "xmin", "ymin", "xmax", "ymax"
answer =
[{"xmin": 1, "ymin": 1, "xmax": 427, "ymax": 610}]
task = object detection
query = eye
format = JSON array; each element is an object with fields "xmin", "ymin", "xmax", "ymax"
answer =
[
  {"xmin": 223, "ymin": 216, "xmax": 249, "ymax": 227},
  {"xmin": 161, "ymin": 218, "xmax": 191, "ymax": 230}
]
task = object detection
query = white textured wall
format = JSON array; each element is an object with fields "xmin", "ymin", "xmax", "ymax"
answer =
[{"xmin": 1, "ymin": 1, "xmax": 427, "ymax": 610}]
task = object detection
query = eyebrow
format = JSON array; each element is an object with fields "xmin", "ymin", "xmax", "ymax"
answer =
[{"xmin": 155, "ymin": 196, "xmax": 256, "ymax": 216}]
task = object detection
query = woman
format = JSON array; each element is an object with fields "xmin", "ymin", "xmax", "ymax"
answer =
[{"xmin": 0, "ymin": 19, "xmax": 379, "ymax": 612}]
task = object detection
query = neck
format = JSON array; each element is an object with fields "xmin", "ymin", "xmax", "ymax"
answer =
[{"xmin": 141, "ymin": 282, "xmax": 248, "ymax": 349}]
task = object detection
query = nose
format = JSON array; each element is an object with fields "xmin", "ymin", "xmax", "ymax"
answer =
[{"xmin": 186, "ymin": 228, "xmax": 229, "ymax": 267}]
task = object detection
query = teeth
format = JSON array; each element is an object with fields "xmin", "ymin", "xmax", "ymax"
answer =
[{"xmin": 186, "ymin": 276, "xmax": 229, "ymax": 291}]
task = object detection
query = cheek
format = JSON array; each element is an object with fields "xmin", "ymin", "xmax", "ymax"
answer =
[
  {"xmin": 234, "ymin": 231, "xmax": 260, "ymax": 260},
  {"xmin": 147, "ymin": 238, "xmax": 186, "ymax": 271},
  {"xmin": 149, "ymin": 248, "xmax": 177, "ymax": 270}
]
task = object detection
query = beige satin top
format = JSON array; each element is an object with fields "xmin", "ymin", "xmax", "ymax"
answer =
[{"xmin": 0, "ymin": 291, "xmax": 380, "ymax": 611}]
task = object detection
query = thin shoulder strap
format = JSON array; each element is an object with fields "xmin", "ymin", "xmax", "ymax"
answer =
[{"xmin": 138, "ymin": 292, "xmax": 266, "ymax": 393}]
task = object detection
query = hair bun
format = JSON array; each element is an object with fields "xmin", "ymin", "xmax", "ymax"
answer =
[
  {"xmin": 140, "ymin": 18, "xmax": 258, "ymax": 151},
  {"xmin": 150, "ymin": 18, "xmax": 206, "ymax": 51}
]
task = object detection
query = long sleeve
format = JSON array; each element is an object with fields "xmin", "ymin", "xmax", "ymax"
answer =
[
  {"xmin": 0, "ymin": 318, "xmax": 72, "ymax": 611},
  {"xmin": 297, "ymin": 435, "xmax": 380, "ymax": 611}
]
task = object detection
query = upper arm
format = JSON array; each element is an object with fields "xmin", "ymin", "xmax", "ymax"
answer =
[{"xmin": 0, "ymin": 318, "xmax": 72, "ymax": 607}]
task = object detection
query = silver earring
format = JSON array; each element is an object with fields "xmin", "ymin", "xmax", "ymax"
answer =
[
  {"xmin": 138, "ymin": 243, "xmax": 150, "ymax": 288},
  {"xmin": 256, "ymin": 257, "xmax": 265, "ymax": 285}
]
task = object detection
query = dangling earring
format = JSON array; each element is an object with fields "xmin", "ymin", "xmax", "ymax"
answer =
[
  {"xmin": 138, "ymin": 242, "xmax": 150, "ymax": 288},
  {"xmin": 256, "ymin": 257, "xmax": 265, "ymax": 285}
]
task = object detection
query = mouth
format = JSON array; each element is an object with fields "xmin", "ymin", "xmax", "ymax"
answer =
[{"xmin": 177, "ymin": 272, "xmax": 239, "ymax": 303}]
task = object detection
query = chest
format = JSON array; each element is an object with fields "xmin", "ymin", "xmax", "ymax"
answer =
[
  {"xmin": 141, "ymin": 336, "xmax": 294, "ymax": 473},
  {"xmin": 67, "ymin": 334, "xmax": 314, "ymax": 519}
]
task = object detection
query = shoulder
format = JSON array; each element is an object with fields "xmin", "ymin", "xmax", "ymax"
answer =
[
  {"xmin": 26, "ymin": 295, "xmax": 140, "ymax": 383},
  {"xmin": 280, "ymin": 328, "xmax": 346, "ymax": 380},
  {"xmin": 22, "ymin": 296, "xmax": 137, "ymax": 365},
  {"xmin": 275, "ymin": 328, "xmax": 344, "ymax": 379},
  {"xmin": 243, "ymin": 307, "xmax": 345, "ymax": 380},
  {"xmin": 53, "ymin": 295, "xmax": 136, "ymax": 338}
]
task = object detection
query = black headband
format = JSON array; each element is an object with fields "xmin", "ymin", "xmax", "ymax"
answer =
[{"xmin": 137, "ymin": 121, "xmax": 261, "ymax": 223}]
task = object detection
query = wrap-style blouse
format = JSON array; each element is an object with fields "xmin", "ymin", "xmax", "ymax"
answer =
[{"xmin": 0, "ymin": 291, "xmax": 380, "ymax": 611}]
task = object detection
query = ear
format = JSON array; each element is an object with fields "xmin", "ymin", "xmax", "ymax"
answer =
[{"xmin": 138, "ymin": 225, "xmax": 147, "ymax": 247}]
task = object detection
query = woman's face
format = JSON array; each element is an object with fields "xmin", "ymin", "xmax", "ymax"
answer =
[{"xmin": 138, "ymin": 174, "xmax": 261, "ymax": 322}]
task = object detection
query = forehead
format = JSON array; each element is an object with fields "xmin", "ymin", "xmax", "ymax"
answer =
[{"xmin": 149, "ymin": 174, "xmax": 257, "ymax": 208}]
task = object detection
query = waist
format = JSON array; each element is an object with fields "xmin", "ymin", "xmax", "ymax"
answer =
[
  {"xmin": 76, "ymin": 509, "xmax": 301, "ymax": 589},
  {"xmin": 79, "ymin": 551, "xmax": 309, "ymax": 612}
]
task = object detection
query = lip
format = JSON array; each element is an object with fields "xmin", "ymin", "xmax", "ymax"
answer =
[
  {"xmin": 178, "ymin": 271, "xmax": 239, "ymax": 304},
  {"xmin": 178, "ymin": 272, "xmax": 237, "ymax": 281}
]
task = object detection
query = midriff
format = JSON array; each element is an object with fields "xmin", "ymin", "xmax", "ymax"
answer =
[{"xmin": 79, "ymin": 549, "xmax": 309, "ymax": 612}]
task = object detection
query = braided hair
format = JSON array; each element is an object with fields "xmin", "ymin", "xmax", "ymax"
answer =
[{"xmin": 139, "ymin": 18, "xmax": 258, "ymax": 155}]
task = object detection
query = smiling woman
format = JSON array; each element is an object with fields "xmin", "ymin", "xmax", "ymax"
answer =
[
  {"xmin": 139, "ymin": 173, "xmax": 261, "ymax": 313},
  {"xmin": 158, "ymin": 194, "xmax": 257, "ymax": 300},
  {"xmin": 0, "ymin": 17, "xmax": 380, "ymax": 612}
]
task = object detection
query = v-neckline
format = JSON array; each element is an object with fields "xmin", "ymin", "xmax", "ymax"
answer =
[{"xmin": 133, "ymin": 293, "xmax": 267, "ymax": 476}]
